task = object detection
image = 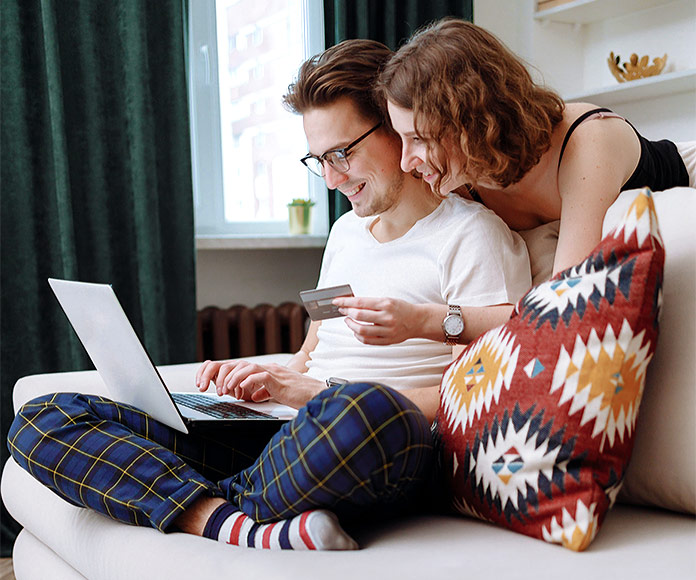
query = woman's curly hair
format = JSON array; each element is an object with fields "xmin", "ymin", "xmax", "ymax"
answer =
[{"xmin": 378, "ymin": 19, "xmax": 564, "ymax": 191}]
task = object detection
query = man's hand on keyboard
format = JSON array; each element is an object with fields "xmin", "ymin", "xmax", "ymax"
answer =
[{"xmin": 195, "ymin": 359, "xmax": 325, "ymax": 409}]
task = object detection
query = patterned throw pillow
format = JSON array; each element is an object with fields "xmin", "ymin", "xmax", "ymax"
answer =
[{"xmin": 437, "ymin": 188, "xmax": 665, "ymax": 551}]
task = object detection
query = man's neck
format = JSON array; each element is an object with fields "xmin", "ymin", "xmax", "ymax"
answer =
[{"xmin": 369, "ymin": 178, "xmax": 442, "ymax": 243}]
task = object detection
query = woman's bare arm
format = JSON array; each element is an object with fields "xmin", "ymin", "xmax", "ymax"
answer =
[{"xmin": 553, "ymin": 116, "xmax": 640, "ymax": 274}]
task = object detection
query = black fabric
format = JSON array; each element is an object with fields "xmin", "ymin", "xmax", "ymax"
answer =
[
  {"xmin": 558, "ymin": 107, "xmax": 689, "ymax": 192},
  {"xmin": 621, "ymin": 136, "xmax": 689, "ymax": 192}
]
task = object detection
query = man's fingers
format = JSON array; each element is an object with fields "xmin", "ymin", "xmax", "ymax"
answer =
[
  {"xmin": 333, "ymin": 296, "xmax": 367, "ymax": 308},
  {"xmin": 338, "ymin": 307, "xmax": 381, "ymax": 323},
  {"xmin": 349, "ymin": 331, "xmax": 392, "ymax": 346},
  {"xmin": 195, "ymin": 362, "xmax": 208, "ymax": 390},
  {"xmin": 197, "ymin": 360, "xmax": 222, "ymax": 391},
  {"xmin": 333, "ymin": 296, "xmax": 385, "ymax": 310},
  {"xmin": 221, "ymin": 362, "xmax": 256, "ymax": 394},
  {"xmin": 238, "ymin": 371, "xmax": 274, "ymax": 400},
  {"xmin": 344, "ymin": 317, "xmax": 386, "ymax": 336},
  {"xmin": 194, "ymin": 360, "xmax": 208, "ymax": 385},
  {"xmin": 251, "ymin": 386, "xmax": 271, "ymax": 402}
]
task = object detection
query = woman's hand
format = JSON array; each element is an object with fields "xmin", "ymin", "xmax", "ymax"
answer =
[{"xmin": 332, "ymin": 296, "xmax": 426, "ymax": 345}]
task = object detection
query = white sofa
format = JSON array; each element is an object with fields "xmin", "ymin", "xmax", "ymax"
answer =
[{"xmin": 3, "ymin": 187, "xmax": 696, "ymax": 579}]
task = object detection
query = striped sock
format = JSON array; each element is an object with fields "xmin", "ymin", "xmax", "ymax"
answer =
[{"xmin": 202, "ymin": 502, "xmax": 358, "ymax": 550}]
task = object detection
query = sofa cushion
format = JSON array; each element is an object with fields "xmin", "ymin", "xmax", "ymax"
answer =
[
  {"xmin": 437, "ymin": 188, "xmax": 665, "ymax": 551},
  {"xmin": 603, "ymin": 187, "xmax": 696, "ymax": 514}
]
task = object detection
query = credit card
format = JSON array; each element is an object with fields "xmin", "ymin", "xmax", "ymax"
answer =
[{"xmin": 299, "ymin": 284, "xmax": 354, "ymax": 321}]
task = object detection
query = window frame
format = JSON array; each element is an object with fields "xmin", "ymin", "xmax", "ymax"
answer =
[{"xmin": 188, "ymin": 0, "xmax": 327, "ymax": 242}]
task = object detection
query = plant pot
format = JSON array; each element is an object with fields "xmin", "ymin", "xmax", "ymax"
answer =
[{"xmin": 288, "ymin": 204, "xmax": 313, "ymax": 235}]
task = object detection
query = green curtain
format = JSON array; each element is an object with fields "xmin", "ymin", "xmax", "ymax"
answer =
[
  {"xmin": 323, "ymin": 0, "xmax": 474, "ymax": 223},
  {"xmin": 1, "ymin": 0, "xmax": 196, "ymax": 556}
]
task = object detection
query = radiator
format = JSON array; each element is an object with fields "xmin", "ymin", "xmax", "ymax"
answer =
[{"xmin": 196, "ymin": 302, "xmax": 309, "ymax": 361}]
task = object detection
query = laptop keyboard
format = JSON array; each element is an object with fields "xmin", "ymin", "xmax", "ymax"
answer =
[{"xmin": 171, "ymin": 392, "xmax": 276, "ymax": 420}]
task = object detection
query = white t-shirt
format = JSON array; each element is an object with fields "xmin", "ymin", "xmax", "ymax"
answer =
[{"xmin": 305, "ymin": 194, "xmax": 532, "ymax": 390}]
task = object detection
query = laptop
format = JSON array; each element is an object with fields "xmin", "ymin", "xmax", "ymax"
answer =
[{"xmin": 48, "ymin": 278, "xmax": 297, "ymax": 434}]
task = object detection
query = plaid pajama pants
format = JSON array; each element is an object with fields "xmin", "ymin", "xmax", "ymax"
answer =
[{"xmin": 8, "ymin": 382, "xmax": 434, "ymax": 533}]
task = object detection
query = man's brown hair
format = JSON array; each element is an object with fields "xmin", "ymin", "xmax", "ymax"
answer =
[
  {"xmin": 283, "ymin": 39, "xmax": 394, "ymax": 131},
  {"xmin": 378, "ymin": 18, "xmax": 564, "ymax": 190}
]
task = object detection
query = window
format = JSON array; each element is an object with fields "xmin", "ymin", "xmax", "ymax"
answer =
[{"xmin": 188, "ymin": 0, "xmax": 327, "ymax": 240}]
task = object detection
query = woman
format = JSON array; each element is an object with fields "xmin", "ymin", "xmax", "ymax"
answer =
[{"xmin": 333, "ymin": 18, "xmax": 693, "ymax": 347}]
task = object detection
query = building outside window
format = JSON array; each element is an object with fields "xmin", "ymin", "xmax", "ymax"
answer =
[{"xmin": 189, "ymin": 0, "xmax": 326, "ymax": 241}]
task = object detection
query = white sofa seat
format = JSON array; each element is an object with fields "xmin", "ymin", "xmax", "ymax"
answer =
[{"xmin": 3, "ymin": 426, "xmax": 695, "ymax": 580}]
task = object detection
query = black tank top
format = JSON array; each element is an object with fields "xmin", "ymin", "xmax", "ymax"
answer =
[{"xmin": 558, "ymin": 107, "xmax": 689, "ymax": 192}]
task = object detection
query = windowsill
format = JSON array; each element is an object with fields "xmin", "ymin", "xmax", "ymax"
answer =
[{"xmin": 196, "ymin": 234, "xmax": 327, "ymax": 250}]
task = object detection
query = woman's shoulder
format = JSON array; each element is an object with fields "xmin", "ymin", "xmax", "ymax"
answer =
[
  {"xmin": 556, "ymin": 102, "xmax": 628, "ymax": 138},
  {"xmin": 563, "ymin": 101, "xmax": 604, "ymax": 115},
  {"xmin": 552, "ymin": 102, "xmax": 637, "ymax": 170},
  {"xmin": 562, "ymin": 102, "xmax": 615, "ymax": 121}
]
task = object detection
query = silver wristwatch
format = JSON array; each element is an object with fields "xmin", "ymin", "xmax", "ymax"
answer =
[
  {"xmin": 442, "ymin": 304, "xmax": 464, "ymax": 345},
  {"xmin": 325, "ymin": 377, "xmax": 348, "ymax": 389}
]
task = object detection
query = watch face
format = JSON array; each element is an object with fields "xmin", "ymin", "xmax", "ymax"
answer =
[{"xmin": 444, "ymin": 314, "xmax": 464, "ymax": 335}]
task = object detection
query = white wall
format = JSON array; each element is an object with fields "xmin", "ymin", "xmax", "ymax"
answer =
[
  {"xmin": 475, "ymin": 0, "xmax": 696, "ymax": 140},
  {"xmin": 580, "ymin": 1, "xmax": 695, "ymax": 90},
  {"xmin": 196, "ymin": 247, "xmax": 323, "ymax": 309}
]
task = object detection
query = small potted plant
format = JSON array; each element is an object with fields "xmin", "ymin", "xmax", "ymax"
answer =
[{"xmin": 287, "ymin": 197, "xmax": 315, "ymax": 235}]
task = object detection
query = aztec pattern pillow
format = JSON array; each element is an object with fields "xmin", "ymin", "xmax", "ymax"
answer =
[{"xmin": 437, "ymin": 188, "xmax": 665, "ymax": 551}]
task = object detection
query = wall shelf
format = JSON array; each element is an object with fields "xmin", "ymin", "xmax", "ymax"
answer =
[
  {"xmin": 564, "ymin": 68, "xmax": 696, "ymax": 106},
  {"xmin": 535, "ymin": 0, "xmax": 676, "ymax": 24}
]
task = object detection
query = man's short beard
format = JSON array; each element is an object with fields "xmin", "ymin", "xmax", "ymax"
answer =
[{"xmin": 352, "ymin": 172, "xmax": 405, "ymax": 218}]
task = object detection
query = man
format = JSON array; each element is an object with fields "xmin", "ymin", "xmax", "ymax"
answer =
[{"xmin": 8, "ymin": 40, "xmax": 531, "ymax": 552}]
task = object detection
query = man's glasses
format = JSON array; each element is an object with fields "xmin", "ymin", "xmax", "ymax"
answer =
[{"xmin": 301, "ymin": 122, "xmax": 382, "ymax": 177}]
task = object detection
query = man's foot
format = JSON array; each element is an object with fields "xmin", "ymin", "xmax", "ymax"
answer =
[{"xmin": 203, "ymin": 502, "xmax": 358, "ymax": 550}]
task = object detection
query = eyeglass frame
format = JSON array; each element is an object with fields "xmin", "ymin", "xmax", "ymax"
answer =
[{"xmin": 300, "ymin": 122, "xmax": 383, "ymax": 177}]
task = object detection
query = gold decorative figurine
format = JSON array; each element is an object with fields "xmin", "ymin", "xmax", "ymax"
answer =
[{"xmin": 608, "ymin": 52, "xmax": 667, "ymax": 83}]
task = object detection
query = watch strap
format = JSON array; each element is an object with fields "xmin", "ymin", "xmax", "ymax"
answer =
[{"xmin": 443, "ymin": 304, "xmax": 464, "ymax": 345}]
